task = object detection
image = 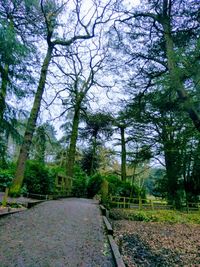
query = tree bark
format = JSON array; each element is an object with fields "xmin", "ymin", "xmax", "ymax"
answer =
[
  {"xmin": 66, "ymin": 106, "xmax": 80, "ymax": 178},
  {"xmin": 0, "ymin": 64, "xmax": 9, "ymax": 165},
  {"xmin": 90, "ymin": 132, "xmax": 98, "ymax": 176},
  {"xmin": 162, "ymin": 0, "xmax": 200, "ymax": 132},
  {"xmin": 120, "ymin": 126, "xmax": 126, "ymax": 181},
  {"xmin": 163, "ymin": 141, "xmax": 180, "ymax": 206},
  {"xmin": 9, "ymin": 45, "xmax": 53, "ymax": 195},
  {"xmin": 161, "ymin": 121, "xmax": 182, "ymax": 207},
  {"xmin": 0, "ymin": 64, "xmax": 9, "ymax": 122}
]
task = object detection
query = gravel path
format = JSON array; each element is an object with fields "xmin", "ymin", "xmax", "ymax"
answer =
[{"xmin": 0, "ymin": 198, "xmax": 114, "ymax": 267}]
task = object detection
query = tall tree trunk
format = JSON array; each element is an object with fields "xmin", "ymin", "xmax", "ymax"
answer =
[
  {"xmin": 0, "ymin": 64, "xmax": 9, "ymax": 166},
  {"xmin": 120, "ymin": 126, "xmax": 126, "ymax": 181},
  {"xmin": 66, "ymin": 107, "xmax": 80, "ymax": 178},
  {"xmin": 164, "ymin": 143, "xmax": 179, "ymax": 205},
  {"xmin": 0, "ymin": 64, "xmax": 9, "ymax": 122},
  {"xmin": 90, "ymin": 133, "xmax": 97, "ymax": 176},
  {"xmin": 184, "ymin": 140, "xmax": 200, "ymax": 202},
  {"xmin": 162, "ymin": 0, "xmax": 200, "ymax": 132},
  {"xmin": 34, "ymin": 126, "xmax": 46, "ymax": 164},
  {"xmin": 162, "ymin": 126, "xmax": 182, "ymax": 207},
  {"xmin": 9, "ymin": 45, "xmax": 53, "ymax": 195}
]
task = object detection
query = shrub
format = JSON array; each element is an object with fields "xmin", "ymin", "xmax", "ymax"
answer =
[
  {"xmin": 109, "ymin": 209, "xmax": 200, "ymax": 224},
  {"xmin": 104, "ymin": 174, "xmax": 146, "ymax": 199},
  {"xmin": 24, "ymin": 160, "xmax": 55, "ymax": 195},
  {"xmin": 118, "ymin": 181, "xmax": 133, "ymax": 197},
  {"xmin": 105, "ymin": 174, "xmax": 122, "ymax": 195},
  {"xmin": 72, "ymin": 165, "xmax": 87, "ymax": 197},
  {"xmin": 48, "ymin": 165, "xmax": 65, "ymax": 178},
  {"xmin": 87, "ymin": 173, "xmax": 103, "ymax": 198},
  {"xmin": 131, "ymin": 211, "xmax": 152, "ymax": 222},
  {"xmin": 0, "ymin": 167, "xmax": 15, "ymax": 191}
]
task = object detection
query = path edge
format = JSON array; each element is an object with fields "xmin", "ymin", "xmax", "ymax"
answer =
[
  {"xmin": 100, "ymin": 204, "xmax": 126, "ymax": 267},
  {"xmin": 0, "ymin": 200, "xmax": 45, "ymax": 218}
]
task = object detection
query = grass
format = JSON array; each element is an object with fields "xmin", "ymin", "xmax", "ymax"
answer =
[{"xmin": 110, "ymin": 209, "xmax": 200, "ymax": 224}]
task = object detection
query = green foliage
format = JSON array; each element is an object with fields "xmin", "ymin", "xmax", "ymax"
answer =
[
  {"xmin": 185, "ymin": 140, "xmax": 200, "ymax": 202},
  {"xmin": 152, "ymin": 171, "xmax": 168, "ymax": 198},
  {"xmin": 71, "ymin": 165, "xmax": 87, "ymax": 197},
  {"xmin": 145, "ymin": 168, "xmax": 166, "ymax": 196},
  {"xmin": 82, "ymin": 111, "xmax": 113, "ymax": 141},
  {"xmin": 24, "ymin": 160, "xmax": 55, "ymax": 194},
  {"xmin": 0, "ymin": 162, "xmax": 16, "ymax": 190},
  {"xmin": 0, "ymin": 168, "xmax": 14, "ymax": 190},
  {"xmin": 80, "ymin": 112, "xmax": 114, "ymax": 175},
  {"xmin": 110, "ymin": 209, "xmax": 200, "ymax": 224},
  {"xmin": 133, "ymin": 145, "xmax": 152, "ymax": 164},
  {"xmin": 48, "ymin": 165, "xmax": 65, "ymax": 178},
  {"xmin": 104, "ymin": 174, "xmax": 145, "ymax": 198},
  {"xmin": 33, "ymin": 125, "xmax": 46, "ymax": 163},
  {"xmin": 80, "ymin": 147, "xmax": 99, "ymax": 175},
  {"xmin": 87, "ymin": 173, "xmax": 103, "ymax": 198},
  {"xmin": 129, "ymin": 211, "xmax": 151, "ymax": 222},
  {"xmin": 31, "ymin": 123, "xmax": 59, "ymax": 164},
  {"xmin": 104, "ymin": 174, "xmax": 121, "ymax": 195},
  {"xmin": 0, "ymin": 20, "xmax": 29, "ymax": 65},
  {"xmin": 118, "ymin": 181, "xmax": 132, "ymax": 197}
]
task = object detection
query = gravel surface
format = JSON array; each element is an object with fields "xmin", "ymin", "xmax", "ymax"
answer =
[
  {"xmin": 0, "ymin": 192, "xmax": 43, "ymax": 204},
  {"xmin": 113, "ymin": 220, "xmax": 200, "ymax": 267},
  {"xmin": 0, "ymin": 198, "xmax": 114, "ymax": 267}
]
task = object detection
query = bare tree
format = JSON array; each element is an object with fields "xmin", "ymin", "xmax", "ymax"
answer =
[{"xmin": 10, "ymin": 0, "xmax": 118, "ymax": 195}]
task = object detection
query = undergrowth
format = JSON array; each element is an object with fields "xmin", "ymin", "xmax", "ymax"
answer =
[{"xmin": 110, "ymin": 209, "xmax": 200, "ymax": 224}]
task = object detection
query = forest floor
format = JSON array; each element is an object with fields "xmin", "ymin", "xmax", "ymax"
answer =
[
  {"xmin": 113, "ymin": 220, "xmax": 200, "ymax": 267},
  {"xmin": 0, "ymin": 198, "xmax": 114, "ymax": 267}
]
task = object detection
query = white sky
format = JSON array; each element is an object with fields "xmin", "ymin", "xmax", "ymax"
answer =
[{"xmin": 12, "ymin": 0, "xmax": 142, "ymax": 142}]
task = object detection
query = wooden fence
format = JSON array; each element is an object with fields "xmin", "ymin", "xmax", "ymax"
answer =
[
  {"xmin": 24, "ymin": 192, "xmax": 69, "ymax": 200},
  {"xmin": 109, "ymin": 196, "xmax": 200, "ymax": 212}
]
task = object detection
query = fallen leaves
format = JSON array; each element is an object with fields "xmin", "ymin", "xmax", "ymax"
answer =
[{"xmin": 113, "ymin": 220, "xmax": 200, "ymax": 267}]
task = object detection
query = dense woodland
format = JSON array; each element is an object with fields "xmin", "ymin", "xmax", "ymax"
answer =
[{"xmin": 0, "ymin": 0, "xmax": 200, "ymax": 208}]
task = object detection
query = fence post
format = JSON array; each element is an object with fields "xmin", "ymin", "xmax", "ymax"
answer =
[
  {"xmin": 124, "ymin": 197, "xmax": 126, "ymax": 209},
  {"xmin": 139, "ymin": 196, "xmax": 142, "ymax": 210},
  {"xmin": 2, "ymin": 187, "xmax": 9, "ymax": 207},
  {"xmin": 186, "ymin": 201, "xmax": 189, "ymax": 213},
  {"xmin": 151, "ymin": 200, "xmax": 154, "ymax": 210}
]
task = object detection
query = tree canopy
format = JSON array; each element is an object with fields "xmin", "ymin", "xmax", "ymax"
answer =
[{"xmin": 0, "ymin": 0, "xmax": 199, "ymax": 206}]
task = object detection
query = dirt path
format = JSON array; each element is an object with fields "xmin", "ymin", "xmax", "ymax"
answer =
[{"xmin": 0, "ymin": 198, "xmax": 114, "ymax": 267}]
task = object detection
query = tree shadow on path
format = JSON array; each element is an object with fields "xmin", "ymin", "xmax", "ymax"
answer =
[{"xmin": 122, "ymin": 233, "xmax": 182, "ymax": 267}]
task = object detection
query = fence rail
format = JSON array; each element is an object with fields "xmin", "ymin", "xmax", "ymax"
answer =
[
  {"xmin": 24, "ymin": 192, "xmax": 69, "ymax": 200},
  {"xmin": 109, "ymin": 196, "xmax": 200, "ymax": 212}
]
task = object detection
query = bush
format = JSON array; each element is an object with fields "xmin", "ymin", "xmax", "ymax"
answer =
[
  {"xmin": 131, "ymin": 211, "xmax": 152, "ymax": 222},
  {"xmin": 71, "ymin": 165, "xmax": 87, "ymax": 197},
  {"xmin": 48, "ymin": 165, "xmax": 65, "ymax": 178},
  {"xmin": 87, "ymin": 173, "xmax": 103, "ymax": 198},
  {"xmin": 105, "ymin": 174, "xmax": 122, "ymax": 195},
  {"xmin": 0, "ymin": 165, "xmax": 15, "ymax": 191},
  {"xmin": 104, "ymin": 174, "xmax": 146, "ymax": 199},
  {"xmin": 118, "ymin": 181, "xmax": 133, "ymax": 197},
  {"xmin": 109, "ymin": 209, "xmax": 200, "ymax": 224},
  {"xmin": 24, "ymin": 160, "xmax": 55, "ymax": 195}
]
